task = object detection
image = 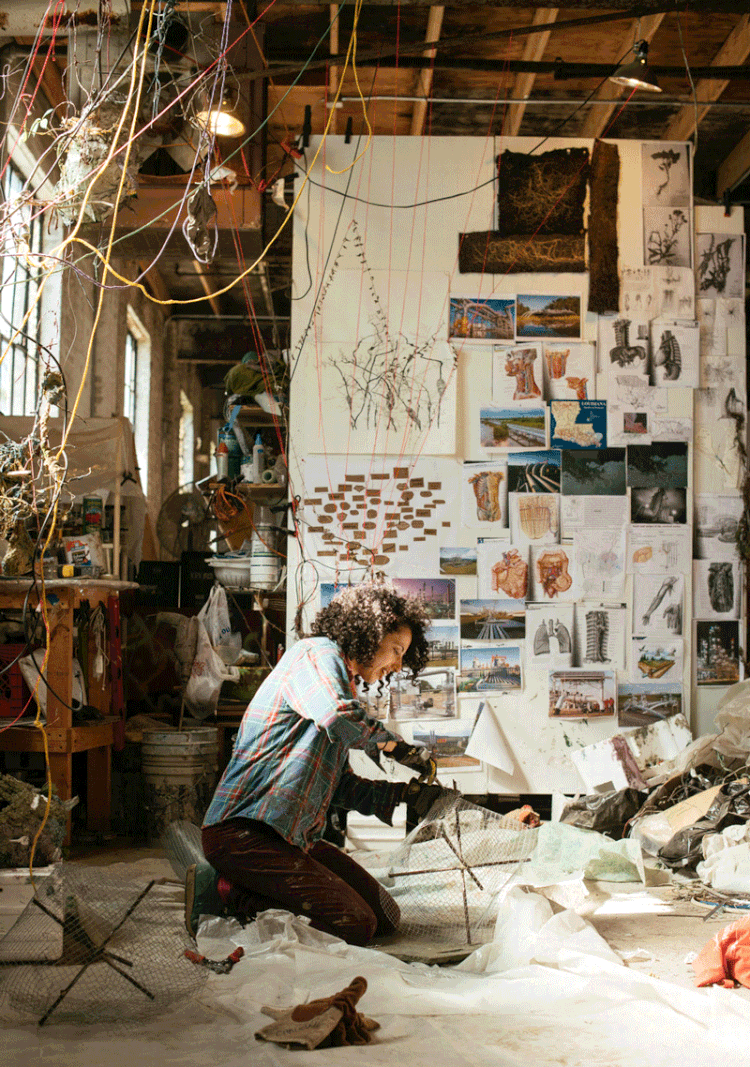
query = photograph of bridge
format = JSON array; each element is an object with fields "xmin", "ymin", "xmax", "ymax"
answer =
[{"xmin": 480, "ymin": 405, "xmax": 547, "ymax": 450}]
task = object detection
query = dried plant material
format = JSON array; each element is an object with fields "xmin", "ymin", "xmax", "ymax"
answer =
[
  {"xmin": 588, "ymin": 139, "xmax": 620, "ymax": 314},
  {"xmin": 458, "ymin": 232, "xmax": 585, "ymax": 274},
  {"xmin": 496, "ymin": 148, "xmax": 589, "ymax": 236}
]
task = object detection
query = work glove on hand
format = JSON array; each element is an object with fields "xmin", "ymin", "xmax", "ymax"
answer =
[
  {"xmin": 403, "ymin": 778, "xmax": 449, "ymax": 820},
  {"xmin": 383, "ymin": 739, "xmax": 437, "ymax": 784}
]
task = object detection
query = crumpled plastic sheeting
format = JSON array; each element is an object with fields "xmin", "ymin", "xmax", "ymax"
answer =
[
  {"xmin": 517, "ymin": 821, "xmax": 646, "ymax": 885},
  {"xmin": 707, "ymin": 680, "xmax": 750, "ymax": 761},
  {"xmin": 697, "ymin": 824, "xmax": 750, "ymax": 893}
]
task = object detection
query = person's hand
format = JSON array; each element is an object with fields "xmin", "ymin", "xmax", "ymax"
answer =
[
  {"xmin": 403, "ymin": 778, "xmax": 449, "ymax": 820},
  {"xmin": 381, "ymin": 740, "xmax": 437, "ymax": 784}
]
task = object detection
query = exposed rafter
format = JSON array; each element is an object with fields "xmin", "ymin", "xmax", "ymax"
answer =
[
  {"xmin": 578, "ymin": 13, "xmax": 666, "ymax": 140},
  {"xmin": 138, "ymin": 260, "xmax": 172, "ymax": 309},
  {"xmin": 717, "ymin": 127, "xmax": 750, "ymax": 197},
  {"xmin": 410, "ymin": 5, "xmax": 445, "ymax": 136},
  {"xmin": 192, "ymin": 261, "xmax": 222, "ymax": 316},
  {"xmin": 329, "ymin": 2, "xmax": 340, "ymax": 135},
  {"xmin": 665, "ymin": 13, "xmax": 750, "ymax": 142},
  {"xmin": 502, "ymin": 8, "xmax": 558, "ymax": 137}
]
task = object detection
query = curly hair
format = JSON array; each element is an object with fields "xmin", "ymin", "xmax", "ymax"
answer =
[{"xmin": 311, "ymin": 581, "xmax": 430, "ymax": 680}]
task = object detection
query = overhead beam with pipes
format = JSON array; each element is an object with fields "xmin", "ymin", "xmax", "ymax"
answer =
[
  {"xmin": 717, "ymin": 126, "xmax": 750, "ymax": 197},
  {"xmin": 502, "ymin": 8, "xmax": 558, "ymax": 137},
  {"xmin": 665, "ymin": 14, "xmax": 750, "ymax": 142},
  {"xmin": 578, "ymin": 13, "xmax": 666, "ymax": 139},
  {"xmin": 192, "ymin": 260, "xmax": 222, "ymax": 316}
]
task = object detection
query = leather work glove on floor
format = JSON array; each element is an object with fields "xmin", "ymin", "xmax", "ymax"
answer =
[{"xmin": 255, "ymin": 976, "xmax": 380, "ymax": 1049}]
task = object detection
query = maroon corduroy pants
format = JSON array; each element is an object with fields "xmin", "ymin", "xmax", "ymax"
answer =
[{"xmin": 202, "ymin": 817, "xmax": 399, "ymax": 946}]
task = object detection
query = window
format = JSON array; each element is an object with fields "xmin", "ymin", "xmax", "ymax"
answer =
[
  {"xmin": 0, "ymin": 163, "xmax": 44, "ymax": 415},
  {"xmin": 178, "ymin": 390, "xmax": 195, "ymax": 487},
  {"xmin": 123, "ymin": 307, "xmax": 151, "ymax": 494}
]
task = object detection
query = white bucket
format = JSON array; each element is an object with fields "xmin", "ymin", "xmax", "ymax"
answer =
[
  {"xmin": 141, "ymin": 728, "xmax": 219, "ymax": 840},
  {"xmin": 250, "ymin": 525, "xmax": 280, "ymax": 587}
]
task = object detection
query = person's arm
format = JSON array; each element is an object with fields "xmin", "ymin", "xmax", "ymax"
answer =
[
  {"xmin": 280, "ymin": 640, "xmax": 400, "ymax": 747},
  {"xmin": 332, "ymin": 767, "xmax": 406, "ymax": 825}
]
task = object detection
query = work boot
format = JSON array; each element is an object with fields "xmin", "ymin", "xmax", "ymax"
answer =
[{"xmin": 184, "ymin": 861, "xmax": 230, "ymax": 938}]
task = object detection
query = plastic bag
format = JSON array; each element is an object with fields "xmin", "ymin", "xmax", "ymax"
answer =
[
  {"xmin": 19, "ymin": 650, "xmax": 86, "ymax": 718},
  {"xmin": 198, "ymin": 582, "xmax": 241, "ymax": 664},
  {"xmin": 184, "ymin": 618, "xmax": 239, "ymax": 719}
]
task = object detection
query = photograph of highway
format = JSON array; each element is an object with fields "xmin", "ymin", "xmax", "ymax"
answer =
[{"xmin": 480, "ymin": 405, "xmax": 547, "ymax": 449}]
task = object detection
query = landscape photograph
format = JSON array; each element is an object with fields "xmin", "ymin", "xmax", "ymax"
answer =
[{"xmin": 516, "ymin": 294, "xmax": 581, "ymax": 339}]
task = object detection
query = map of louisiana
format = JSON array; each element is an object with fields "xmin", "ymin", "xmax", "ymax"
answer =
[{"xmin": 551, "ymin": 400, "xmax": 607, "ymax": 449}]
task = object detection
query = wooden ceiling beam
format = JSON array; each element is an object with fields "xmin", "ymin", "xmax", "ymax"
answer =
[
  {"xmin": 578, "ymin": 13, "xmax": 666, "ymax": 140},
  {"xmin": 502, "ymin": 7, "xmax": 558, "ymax": 138},
  {"xmin": 329, "ymin": 2, "xmax": 340, "ymax": 135},
  {"xmin": 410, "ymin": 5, "xmax": 445, "ymax": 136},
  {"xmin": 717, "ymin": 126, "xmax": 750, "ymax": 197},
  {"xmin": 664, "ymin": 14, "xmax": 750, "ymax": 142},
  {"xmin": 30, "ymin": 54, "xmax": 66, "ymax": 114},
  {"xmin": 259, "ymin": 0, "xmax": 750, "ymax": 10},
  {"xmin": 138, "ymin": 260, "xmax": 172, "ymax": 308},
  {"xmin": 192, "ymin": 261, "xmax": 222, "ymax": 316}
]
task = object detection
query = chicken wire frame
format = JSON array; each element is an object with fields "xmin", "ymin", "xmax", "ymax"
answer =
[
  {"xmin": 0, "ymin": 866, "xmax": 206, "ymax": 1027},
  {"xmin": 386, "ymin": 795, "xmax": 539, "ymax": 946}
]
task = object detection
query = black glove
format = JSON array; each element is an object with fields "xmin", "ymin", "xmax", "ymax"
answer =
[
  {"xmin": 384, "ymin": 740, "xmax": 437, "ymax": 784},
  {"xmin": 403, "ymin": 778, "xmax": 448, "ymax": 820}
]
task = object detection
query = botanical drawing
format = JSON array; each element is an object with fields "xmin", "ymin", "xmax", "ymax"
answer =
[
  {"xmin": 696, "ymin": 233, "xmax": 744, "ymax": 298},
  {"xmin": 645, "ymin": 208, "xmax": 689, "ymax": 266}
]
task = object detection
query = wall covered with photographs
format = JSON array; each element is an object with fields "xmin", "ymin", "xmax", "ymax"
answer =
[{"xmin": 288, "ymin": 135, "xmax": 746, "ymax": 797}]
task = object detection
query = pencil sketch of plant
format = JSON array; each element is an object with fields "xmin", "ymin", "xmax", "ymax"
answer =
[
  {"xmin": 697, "ymin": 234, "xmax": 735, "ymax": 295},
  {"xmin": 646, "ymin": 209, "xmax": 688, "ymax": 265},
  {"xmin": 651, "ymin": 149, "xmax": 682, "ymax": 198},
  {"xmin": 330, "ymin": 328, "xmax": 456, "ymax": 434}
]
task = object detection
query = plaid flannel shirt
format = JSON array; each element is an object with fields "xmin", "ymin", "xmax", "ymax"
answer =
[{"xmin": 202, "ymin": 637, "xmax": 405, "ymax": 850}]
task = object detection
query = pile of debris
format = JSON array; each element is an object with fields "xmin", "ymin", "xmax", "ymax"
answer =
[
  {"xmin": 0, "ymin": 774, "xmax": 68, "ymax": 868},
  {"xmin": 560, "ymin": 681, "xmax": 750, "ymax": 903}
]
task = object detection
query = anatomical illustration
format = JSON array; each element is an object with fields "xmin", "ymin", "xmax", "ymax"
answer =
[
  {"xmin": 585, "ymin": 610, "xmax": 609, "ymax": 662},
  {"xmin": 468, "ymin": 469, "xmax": 505, "ymax": 522},
  {"xmin": 708, "ymin": 562, "xmax": 734, "ymax": 614},
  {"xmin": 533, "ymin": 617, "xmax": 572, "ymax": 656},
  {"xmin": 535, "ymin": 549, "xmax": 573, "ymax": 598},
  {"xmin": 608, "ymin": 319, "xmax": 648, "ymax": 368},
  {"xmin": 491, "ymin": 548, "xmax": 529, "ymax": 600},
  {"xmin": 505, "ymin": 347, "xmax": 542, "ymax": 400}
]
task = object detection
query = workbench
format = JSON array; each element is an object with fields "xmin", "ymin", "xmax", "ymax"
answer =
[{"xmin": 0, "ymin": 578, "xmax": 138, "ymax": 844}]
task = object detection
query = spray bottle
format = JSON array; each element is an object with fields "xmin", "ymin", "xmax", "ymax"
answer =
[{"xmin": 251, "ymin": 433, "xmax": 265, "ymax": 483}]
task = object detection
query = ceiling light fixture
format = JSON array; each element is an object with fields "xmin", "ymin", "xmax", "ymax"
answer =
[
  {"xmin": 609, "ymin": 40, "xmax": 662, "ymax": 94},
  {"xmin": 193, "ymin": 88, "xmax": 247, "ymax": 138}
]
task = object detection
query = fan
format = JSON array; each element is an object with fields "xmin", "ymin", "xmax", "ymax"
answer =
[{"xmin": 156, "ymin": 487, "xmax": 214, "ymax": 558}]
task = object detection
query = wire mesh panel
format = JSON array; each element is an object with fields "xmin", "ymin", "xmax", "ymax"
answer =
[
  {"xmin": 386, "ymin": 795, "xmax": 539, "ymax": 946},
  {"xmin": 0, "ymin": 865, "xmax": 206, "ymax": 1026}
]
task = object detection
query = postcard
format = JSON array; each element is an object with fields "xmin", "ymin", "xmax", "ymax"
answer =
[
  {"xmin": 542, "ymin": 341, "xmax": 596, "ymax": 401},
  {"xmin": 526, "ymin": 602, "xmax": 574, "ymax": 669},
  {"xmin": 694, "ymin": 495, "xmax": 742, "ymax": 561},
  {"xmin": 460, "ymin": 598, "xmax": 525, "ymax": 641},
  {"xmin": 449, "ymin": 296, "xmax": 515, "ymax": 342},
  {"xmin": 425, "ymin": 624, "xmax": 460, "ymax": 668},
  {"xmin": 628, "ymin": 526, "xmax": 691, "ymax": 574},
  {"xmin": 440, "ymin": 546, "xmax": 478, "ymax": 576},
  {"xmin": 549, "ymin": 669, "xmax": 616, "ymax": 718},
  {"xmin": 696, "ymin": 621, "xmax": 741, "ymax": 687},
  {"xmin": 627, "ymin": 442, "xmax": 688, "ymax": 488},
  {"xmin": 477, "ymin": 541, "xmax": 529, "ymax": 601},
  {"xmin": 632, "ymin": 636, "xmax": 683, "ymax": 685},
  {"xmin": 462, "ymin": 459, "xmax": 508, "ymax": 528},
  {"xmin": 618, "ymin": 682, "xmax": 683, "ymax": 728},
  {"xmin": 575, "ymin": 528, "xmax": 626, "ymax": 599},
  {"xmin": 493, "ymin": 343, "xmax": 543, "ymax": 403},
  {"xmin": 631, "ymin": 487, "xmax": 687, "ymax": 525},
  {"xmin": 506, "ymin": 449, "xmax": 561, "ymax": 494},
  {"xmin": 459, "ymin": 644, "xmax": 523, "ymax": 693},
  {"xmin": 392, "ymin": 578, "xmax": 455, "ymax": 620},
  {"xmin": 575, "ymin": 602, "xmax": 627, "ymax": 670},
  {"xmin": 550, "ymin": 400, "xmax": 606, "ymax": 449},
  {"xmin": 561, "ymin": 448, "xmax": 626, "ymax": 496},
  {"xmin": 411, "ymin": 719, "xmax": 480, "ymax": 768},
  {"xmin": 516, "ymin": 294, "xmax": 581, "ymax": 340},
  {"xmin": 509, "ymin": 492, "xmax": 560, "ymax": 549},
  {"xmin": 693, "ymin": 560, "xmax": 741, "ymax": 620},
  {"xmin": 650, "ymin": 320, "xmax": 699, "ymax": 388},
  {"xmin": 633, "ymin": 574, "xmax": 684, "ymax": 636},
  {"xmin": 529, "ymin": 544, "xmax": 577, "ymax": 602},
  {"xmin": 390, "ymin": 667, "xmax": 458, "ymax": 720},
  {"xmin": 479, "ymin": 404, "xmax": 547, "ymax": 450}
]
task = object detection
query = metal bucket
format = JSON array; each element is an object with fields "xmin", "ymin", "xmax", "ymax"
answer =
[{"xmin": 141, "ymin": 728, "xmax": 219, "ymax": 841}]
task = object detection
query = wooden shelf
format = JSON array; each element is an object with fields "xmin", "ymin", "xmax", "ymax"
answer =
[
  {"xmin": 235, "ymin": 404, "xmax": 282, "ymax": 426},
  {"xmin": 207, "ymin": 480, "xmax": 286, "ymax": 499}
]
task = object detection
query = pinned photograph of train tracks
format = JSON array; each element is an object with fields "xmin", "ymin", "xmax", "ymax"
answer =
[
  {"xmin": 459, "ymin": 645, "xmax": 522, "ymax": 693},
  {"xmin": 549, "ymin": 669, "xmax": 616, "ymax": 718},
  {"xmin": 480, "ymin": 404, "xmax": 547, "ymax": 450},
  {"xmin": 460, "ymin": 599, "xmax": 525, "ymax": 642}
]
